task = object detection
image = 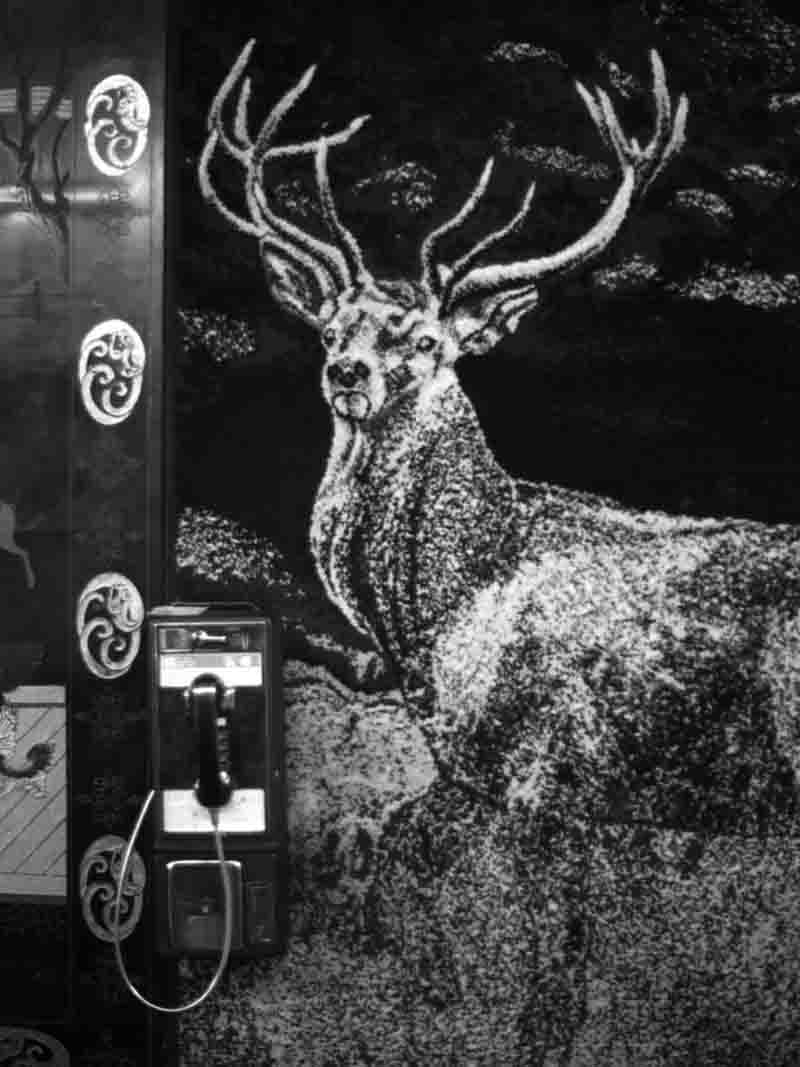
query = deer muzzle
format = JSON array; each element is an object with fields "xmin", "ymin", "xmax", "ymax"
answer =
[{"xmin": 326, "ymin": 358, "xmax": 373, "ymax": 420}]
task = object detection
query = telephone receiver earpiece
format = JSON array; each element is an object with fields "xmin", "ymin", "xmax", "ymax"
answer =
[{"xmin": 184, "ymin": 674, "xmax": 234, "ymax": 809}]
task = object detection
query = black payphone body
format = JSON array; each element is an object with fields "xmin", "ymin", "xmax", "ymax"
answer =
[{"xmin": 147, "ymin": 603, "xmax": 286, "ymax": 958}]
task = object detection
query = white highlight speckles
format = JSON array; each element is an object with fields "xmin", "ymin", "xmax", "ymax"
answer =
[
  {"xmin": 668, "ymin": 264, "xmax": 800, "ymax": 309},
  {"xmin": 178, "ymin": 308, "xmax": 257, "ymax": 363},
  {"xmin": 597, "ymin": 54, "xmax": 641, "ymax": 99},
  {"xmin": 175, "ymin": 507, "xmax": 296, "ymax": 588},
  {"xmin": 432, "ymin": 560, "xmax": 537, "ymax": 735},
  {"xmin": 486, "ymin": 41, "xmax": 567, "ymax": 68},
  {"xmin": 591, "ymin": 254, "xmax": 660, "ymax": 293},
  {"xmin": 432, "ymin": 540, "xmax": 708, "ymax": 739},
  {"xmin": 759, "ymin": 612, "xmax": 800, "ymax": 756},
  {"xmin": 353, "ymin": 162, "xmax": 437, "ymax": 214},
  {"xmin": 768, "ymin": 92, "xmax": 800, "ymax": 113},
  {"xmin": 494, "ymin": 120, "xmax": 613, "ymax": 181},
  {"xmin": 673, "ymin": 188, "xmax": 735, "ymax": 223},
  {"xmin": 725, "ymin": 163, "xmax": 792, "ymax": 192},
  {"xmin": 311, "ymin": 421, "xmax": 377, "ymax": 642}
]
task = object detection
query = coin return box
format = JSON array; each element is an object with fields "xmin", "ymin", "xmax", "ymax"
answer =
[{"xmin": 168, "ymin": 860, "xmax": 244, "ymax": 953}]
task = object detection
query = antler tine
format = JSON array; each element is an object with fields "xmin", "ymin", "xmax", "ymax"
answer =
[
  {"xmin": 419, "ymin": 157, "xmax": 495, "ymax": 294},
  {"xmin": 315, "ymin": 138, "xmax": 373, "ymax": 287},
  {"xmin": 200, "ymin": 39, "xmax": 374, "ymax": 294},
  {"xmin": 222, "ymin": 44, "xmax": 370, "ymax": 165},
  {"xmin": 449, "ymin": 167, "xmax": 636, "ymax": 304},
  {"xmin": 248, "ymin": 62, "xmax": 317, "ymax": 176},
  {"xmin": 198, "ymin": 38, "xmax": 278, "ymax": 238},
  {"xmin": 263, "ymin": 114, "xmax": 371, "ymax": 162},
  {"xmin": 579, "ymin": 48, "xmax": 688, "ymax": 198},
  {"xmin": 233, "ymin": 72, "xmax": 253, "ymax": 148},
  {"xmin": 440, "ymin": 50, "xmax": 687, "ymax": 310},
  {"xmin": 242, "ymin": 63, "xmax": 354, "ymax": 290},
  {"xmin": 198, "ymin": 126, "xmax": 264, "ymax": 237},
  {"xmin": 206, "ymin": 37, "xmax": 257, "ymax": 165},
  {"xmin": 200, "ymin": 61, "xmax": 348, "ymax": 288},
  {"xmin": 440, "ymin": 179, "xmax": 537, "ymax": 310}
]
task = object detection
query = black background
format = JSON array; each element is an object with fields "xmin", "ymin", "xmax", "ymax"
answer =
[{"xmin": 171, "ymin": 0, "xmax": 800, "ymax": 580}]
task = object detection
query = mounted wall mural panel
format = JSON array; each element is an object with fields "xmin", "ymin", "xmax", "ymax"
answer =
[{"xmin": 175, "ymin": 3, "xmax": 800, "ymax": 1064}]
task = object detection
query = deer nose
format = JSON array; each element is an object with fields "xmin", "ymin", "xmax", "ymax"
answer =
[{"xmin": 327, "ymin": 359, "xmax": 370, "ymax": 389}]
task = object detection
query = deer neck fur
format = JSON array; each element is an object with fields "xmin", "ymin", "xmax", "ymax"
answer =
[{"xmin": 311, "ymin": 369, "xmax": 523, "ymax": 678}]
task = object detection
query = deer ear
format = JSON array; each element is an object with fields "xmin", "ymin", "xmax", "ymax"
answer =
[
  {"xmin": 262, "ymin": 246, "xmax": 341, "ymax": 329},
  {"xmin": 445, "ymin": 284, "xmax": 540, "ymax": 359}
]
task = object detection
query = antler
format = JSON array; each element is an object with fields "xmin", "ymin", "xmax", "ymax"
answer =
[
  {"xmin": 198, "ymin": 39, "xmax": 374, "ymax": 302},
  {"xmin": 423, "ymin": 50, "xmax": 688, "ymax": 313}
]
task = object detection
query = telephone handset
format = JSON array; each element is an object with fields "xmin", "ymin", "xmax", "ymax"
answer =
[{"xmin": 185, "ymin": 673, "xmax": 234, "ymax": 809}]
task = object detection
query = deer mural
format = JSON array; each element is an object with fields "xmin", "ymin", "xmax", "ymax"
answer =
[{"xmin": 201, "ymin": 42, "xmax": 800, "ymax": 823}]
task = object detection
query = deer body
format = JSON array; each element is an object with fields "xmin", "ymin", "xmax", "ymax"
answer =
[
  {"xmin": 310, "ymin": 323, "xmax": 800, "ymax": 809},
  {"xmin": 200, "ymin": 43, "xmax": 800, "ymax": 816}
]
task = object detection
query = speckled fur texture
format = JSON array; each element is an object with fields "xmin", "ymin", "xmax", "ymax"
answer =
[
  {"xmin": 184, "ymin": 36, "xmax": 800, "ymax": 1061},
  {"xmin": 312, "ymin": 311, "xmax": 800, "ymax": 829},
  {"xmin": 177, "ymin": 360, "xmax": 800, "ymax": 1064},
  {"xmin": 177, "ymin": 656, "xmax": 800, "ymax": 1065}
]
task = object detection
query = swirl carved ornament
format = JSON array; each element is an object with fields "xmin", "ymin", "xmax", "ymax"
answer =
[
  {"xmin": 84, "ymin": 75, "xmax": 150, "ymax": 177},
  {"xmin": 0, "ymin": 1028, "xmax": 70, "ymax": 1065},
  {"xmin": 78, "ymin": 319, "xmax": 146, "ymax": 426},
  {"xmin": 75, "ymin": 573, "xmax": 144, "ymax": 680},
  {"xmin": 79, "ymin": 834, "xmax": 146, "ymax": 943}
]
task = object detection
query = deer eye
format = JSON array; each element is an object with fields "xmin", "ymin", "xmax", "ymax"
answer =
[
  {"xmin": 415, "ymin": 335, "xmax": 437, "ymax": 353},
  {"xmin": 322, "ymin": 327, "xmax": 337, "ymax": 347}
]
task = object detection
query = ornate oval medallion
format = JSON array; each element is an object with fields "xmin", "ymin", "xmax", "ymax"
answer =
[
  {"xmin": 78, "ymin": 319, "xmax": 146, "ymax": 426},
  {"xmin": 84, "ymin": 75, "xmax": 150, "ymax": 177},
  {"xmin": 79, "ymin": 834, "xmax": 146, "ymax": 943},
  {"xmin": 76, "ymin": 573, "xmax": 144, "ymax": 680},
  {"xmin": 0, "ymin": 1028, "xmax": 70, "ymax": 1065}
]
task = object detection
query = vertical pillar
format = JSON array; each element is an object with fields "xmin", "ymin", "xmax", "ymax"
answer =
[{"xmin": 68, "ymin": 1, "xmax": 170, "ymax": 1062}]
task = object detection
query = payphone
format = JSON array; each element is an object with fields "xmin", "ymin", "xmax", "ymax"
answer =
[{"xmin": 113, "ymin": 603, "xmax": 286, "ymax": 1012}]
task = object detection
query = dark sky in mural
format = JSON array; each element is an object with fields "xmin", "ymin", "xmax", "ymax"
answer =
[{"xmin": 173, "ymin": 0, "xmax": 800, "ymax": 588}]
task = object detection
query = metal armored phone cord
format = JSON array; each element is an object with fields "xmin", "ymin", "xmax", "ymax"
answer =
[{"xmin": 111, "ymin": 788, "xmax": 234, "ymax": 1013}]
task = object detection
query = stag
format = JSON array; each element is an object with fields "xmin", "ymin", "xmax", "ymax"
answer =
[{"xmin": 200, "ymin": 42, "xmax": 800, "ymax": 822}]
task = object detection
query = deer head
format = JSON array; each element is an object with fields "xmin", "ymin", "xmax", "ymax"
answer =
[{"xmin": 200, "ymin": 42, "xmax": 687, "ymax": 429}]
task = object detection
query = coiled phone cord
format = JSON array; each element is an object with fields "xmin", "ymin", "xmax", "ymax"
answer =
[{"xmin": 112, "ymin": 788, "xmax": 235, "ymax": 1013}]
